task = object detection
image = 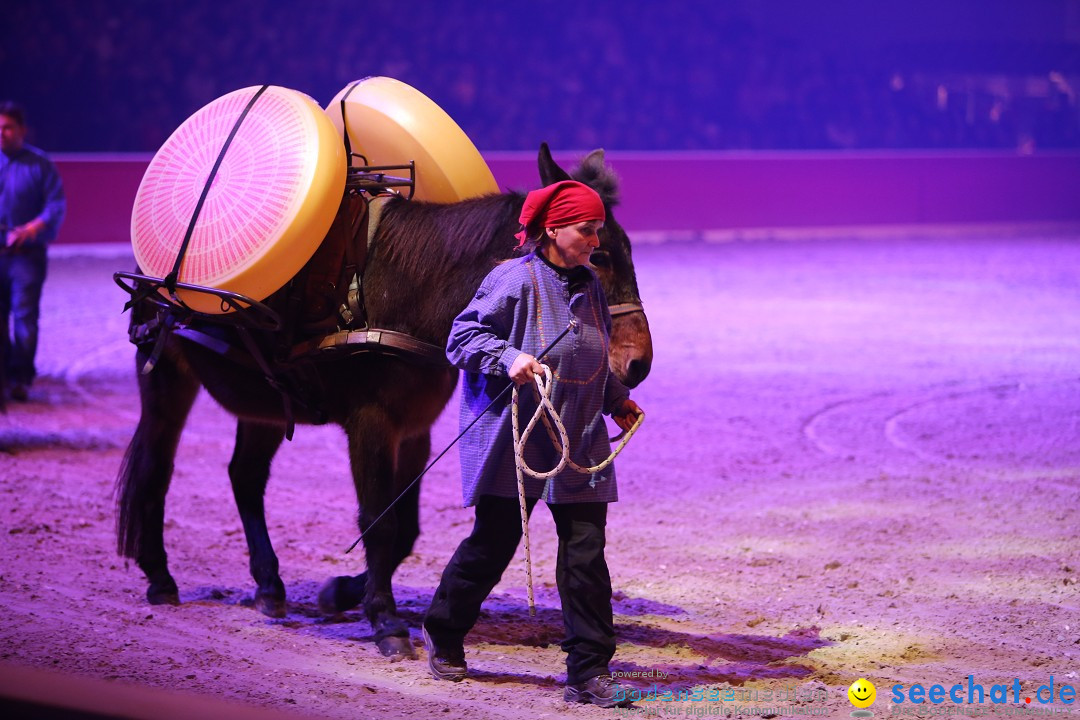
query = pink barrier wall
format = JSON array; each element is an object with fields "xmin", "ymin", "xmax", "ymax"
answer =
[
  {"xmin": 492, "ymin": 151, "xmax": 1080, "ymax": 232},
  {"xmin": 53, "ymin": 151, "xmax": 1080, "ymax": 244},
  {"xmin": 54, "ymin": 155, "xmax": 149, "ymax": 245}
]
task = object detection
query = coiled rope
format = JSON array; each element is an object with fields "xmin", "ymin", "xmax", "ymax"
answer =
[{"xmin": 512, "ymin": 364, "xmax": 644, "ymax": 615}]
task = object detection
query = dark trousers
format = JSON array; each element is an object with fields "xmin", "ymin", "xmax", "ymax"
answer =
[
  {"xmin": 0, "ymin": 243, "xmax": 48, "ymax": 385},
  {"xmin": 424, "ymin": 495, "xmax": 615, "ymax": 684}
]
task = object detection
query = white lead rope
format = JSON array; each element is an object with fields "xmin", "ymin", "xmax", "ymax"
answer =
[{"xmin": 512, "ymin": 364, "xmax": 644, "ymax": 615}]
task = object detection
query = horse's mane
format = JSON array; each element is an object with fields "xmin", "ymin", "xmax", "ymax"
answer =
[
  {"xmin": 375, "ymin": 150, "xmax": 622, "ymax": 286},
  {"xmin": 570, "ymin": 150, "xmax": 620, "ymax": 208},
  {"xmin": 374, "ymin": 193, "xmax": 524, "ymax": 284},
  {"xmin": 366, "ymin": 154, "xmax": 625, "ymax": 339},
  {"xmin": 365, "ymin": 192, "xmax": 528, "ymax": 340}
]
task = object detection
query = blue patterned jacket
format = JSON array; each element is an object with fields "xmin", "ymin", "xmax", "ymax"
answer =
[{"xmin": 447, "ymin": 251, "xmax": 630, "ymax": 506}]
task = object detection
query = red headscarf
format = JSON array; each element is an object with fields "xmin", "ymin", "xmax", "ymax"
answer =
[{"xmin": 514, "ymin": 180, "xmax": 605, "ymax": 246}]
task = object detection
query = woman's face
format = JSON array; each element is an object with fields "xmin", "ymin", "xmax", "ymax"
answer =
[{"xmin": 543, "ymin": 220, "xmax": 604, "ymax": 268}]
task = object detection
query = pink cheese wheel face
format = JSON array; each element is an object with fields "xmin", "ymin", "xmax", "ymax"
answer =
[{"xmin": 132, "ymin": 87, "xmax": 323, "ymax": 287}]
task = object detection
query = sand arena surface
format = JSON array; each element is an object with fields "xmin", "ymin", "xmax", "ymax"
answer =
[{"xmin": 1, "ymin": 232, "xmax": 1078, "ymax": 718}]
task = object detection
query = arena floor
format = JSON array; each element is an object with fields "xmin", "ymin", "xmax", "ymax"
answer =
[{"xmin": 2, "ymin": 229, "xmax": 1078, "ymax": 718}]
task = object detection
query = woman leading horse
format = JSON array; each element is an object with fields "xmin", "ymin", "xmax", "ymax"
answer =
[{"xmin": 115, "ymin": 144, "xmax": 653, "ymax": 660}]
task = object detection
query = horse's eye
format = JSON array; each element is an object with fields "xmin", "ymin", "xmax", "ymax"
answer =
[{"xmin": 590, "ymin": 251, "xmax": 611, "ymax": 268}]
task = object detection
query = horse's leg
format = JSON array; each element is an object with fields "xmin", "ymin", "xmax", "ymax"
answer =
[
  {"xmin": 316, "ymin": 432, "xmax": 427, "ymax": 615},
  {"xmin": 228, "ymin": 419, "xmax": 287, "ymax": 618},
  {"xmin": 317, "ymin": 568, "xmax": 369, "ymax": 616},
  {"xmin": 116, "ymin": 348, "xmax": 200, "ymax": 606},
  {"xmin": 389, "ymin": 432, "xmax": 427, "ymax": 565},
  {"xmin": 341, "ymin": 406, "xmax": 417, "ymax": 658}
]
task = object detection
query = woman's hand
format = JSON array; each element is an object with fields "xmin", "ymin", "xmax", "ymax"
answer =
[
  {"xmin": 612, "ymin": 398, "xmax": 643, "ymax": 432},
  {"xmin": 508, "ymin": 353, "xmax": 545, "ymax": 385}
]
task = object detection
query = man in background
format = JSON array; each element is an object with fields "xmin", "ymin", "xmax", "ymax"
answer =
[{"xmin": 1, "ymin": 101, "xmax": 66, "ymax": 402}]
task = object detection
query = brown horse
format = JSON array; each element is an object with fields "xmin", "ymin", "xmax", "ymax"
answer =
[{"xmin": 115, "ymin": 144, "xmax": 653, "ymax": 659}]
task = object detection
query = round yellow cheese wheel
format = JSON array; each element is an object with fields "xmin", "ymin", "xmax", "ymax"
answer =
[
  {"xmin": 131, "ymin": 85, "xmax": 346, "ymax": 314},
  {"xmin": 327, "ymin": 77, "xmax": 497, "ymax": 203}
]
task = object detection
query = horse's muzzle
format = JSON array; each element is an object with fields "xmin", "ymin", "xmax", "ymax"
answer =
[{"xmin": 610, "ymin": 309, "xmax": 653, "ymax": 389}]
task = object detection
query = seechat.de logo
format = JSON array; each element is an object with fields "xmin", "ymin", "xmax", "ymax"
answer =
[{"xmin": 891, "ymin": 676, "xmax": 1076, "ymax": 706}]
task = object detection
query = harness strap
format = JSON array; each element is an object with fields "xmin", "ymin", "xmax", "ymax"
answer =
[
  {"xmin": 338, "ymin": 79, "xmax": 363, "ymax": 166},
  {"xmin": 337, "ymin": 194, "xmax": 368, "ymax": 327},
  {"xmin": 367, "ymin": 195, "xmax": 392, "ymax": 249},
  {"xmin": 608, "ymin": 302, "xmax": 644, "ymax": 318},
  {"xmin": 235, "ymin": 325, "xmax": 296, "ymax": 440},
  {"xmin": 290, "ymin": 326, "xmax": 449, "ymax": 365},
  {"xmin": 340, "ymin": 195, "xmax": 393, "ymax": 329},
  {"xmin": 139, "ymin": 313, "xmax": 176, "ymax": 375},
  {"xmin": 172, "ymin": 326, "xmax": 260, "ymax": 370},
  {"xmin": 171, "ymin": 324, "xmax": 328, "ymax": 428},
  {"xmin": 129, "ymin": 313, "xmax": 163, "ymax": 346},
  {"xmin": 164, "ymin": 85, "xmax": 270, "ymax": 294}
]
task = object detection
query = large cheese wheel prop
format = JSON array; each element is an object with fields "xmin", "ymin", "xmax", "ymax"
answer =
[
  {"xmin": 327, "ymin": 77, "xmax": 497, "ymax": 203},
  {"xmin": 131, "ymin": 85, "xmax": 346, "ymax": 314}
]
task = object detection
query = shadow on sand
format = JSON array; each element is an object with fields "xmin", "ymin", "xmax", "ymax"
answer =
[{"xmin": 183, "ymin": 581, "xmax": 829, "ymax": 688}]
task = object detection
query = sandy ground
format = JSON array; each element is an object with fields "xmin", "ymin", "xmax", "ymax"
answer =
[{"xmin": 1, "ymin": 231, "xmax": 1079, "ymax": 719}]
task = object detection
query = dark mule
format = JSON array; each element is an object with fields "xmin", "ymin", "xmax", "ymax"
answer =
[{"xmin": 115, "ymin": 145, "xmax": 653, "ymax": 659}]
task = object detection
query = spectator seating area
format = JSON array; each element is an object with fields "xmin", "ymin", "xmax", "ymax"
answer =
[{"xmin": 3, "ymin": 1, "xmax": 1077, "ymax": 153}]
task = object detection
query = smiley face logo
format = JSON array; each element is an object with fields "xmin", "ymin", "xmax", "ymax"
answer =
[{"xmin": 848, "ymin": 678, "xmax": 876, "ymax": 708}]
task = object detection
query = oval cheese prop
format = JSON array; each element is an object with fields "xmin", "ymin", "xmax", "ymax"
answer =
[
  {"xmin": 131, "ymin": 85, "xmax": 346, "ymax": 313},
  {"xmin": 327, "ymin": 77, "xmax": 497, "ymax": 203}
]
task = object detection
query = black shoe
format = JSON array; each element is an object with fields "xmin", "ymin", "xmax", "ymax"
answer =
[
  {"xmin": 10, "ymin": 383, "xmax": 28, "ymax": 402},
  {"xmin": 422, "ymin": 625, "xmax": 467, "ymax": 682},
  {"xmin": 564, "ymin": 675, "xmax": 632, "ymax": 708}
]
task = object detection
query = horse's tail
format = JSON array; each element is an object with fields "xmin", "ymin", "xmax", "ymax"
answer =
[
  {"xmin": 115, "ymin": 430, "xmax": 147, "ymax": 558},
  {"xmin": 114, "ymin": 344, "xmax": 200, "ymax": 559}
]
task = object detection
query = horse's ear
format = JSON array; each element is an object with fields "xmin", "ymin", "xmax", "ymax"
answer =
[
  {"xmin": 538, "ymin": 142, "xmax": 572, "ymax": 186},
  {"xmin": 582, "ymin": 149, "xmax": 605, "ymax": 168},
  {"xmin": 571, "ymin": 148, "xmax": 620, "ymax": 207}
]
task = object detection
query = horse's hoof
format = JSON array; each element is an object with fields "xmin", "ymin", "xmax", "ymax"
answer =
[
  {"xmin": 147, "ymin": 589, "xmax": 180, "ymax": 606},
  {"xmin": 317, "ymin": 578, "xmax": 348, "ymax": 615},
  {"xmin": 317, "ymin": 575, "xmax": 366, "ymax": 615},
  {"xmin": 146, "ymin": 579, "xmax": 180, "ymax": 606},
  {"xmin": 255, "ymin": 590, "xmax": 287, "ymax": 619},
  {"xmin": 376, "ymin": 634, "xmax": 416, "ymax": 661}
]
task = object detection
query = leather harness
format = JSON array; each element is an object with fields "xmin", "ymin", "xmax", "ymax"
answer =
[{"xmin": 607, "ymin": 302, "xmax": 645, "ymax": 318}]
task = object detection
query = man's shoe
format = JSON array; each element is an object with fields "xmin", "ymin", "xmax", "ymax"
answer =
[
  {"xmin": 422, "ymin": 625, "xmax": 467, "ymax": 682},
  {"xmin": 564, "ymin": 675, "xmax": 633, "ymax": 708},
  {"xmin": 10, "ymin": 383, "xmax": 28, "ymax": 402}
]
